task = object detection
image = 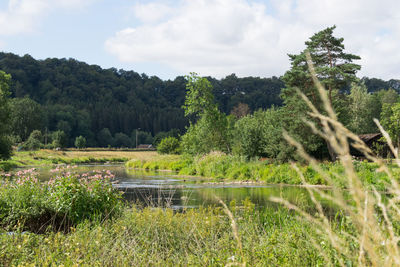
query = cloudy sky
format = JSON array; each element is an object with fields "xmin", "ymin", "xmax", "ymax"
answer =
[{"xmin": 0, "ymin": 0, "xmax": 399, "ymax": 80}]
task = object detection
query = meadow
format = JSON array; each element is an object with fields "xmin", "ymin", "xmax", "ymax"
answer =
[{"xmin": 0, "ymin": 150, "xmax": 157, "ymax": 171}]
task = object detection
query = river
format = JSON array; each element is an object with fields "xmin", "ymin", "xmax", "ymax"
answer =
[{"xmin": 36, "ymin": 164, "xmax": 333, "ymax": 212}]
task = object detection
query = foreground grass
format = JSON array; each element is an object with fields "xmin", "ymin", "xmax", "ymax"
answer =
[
  {"xmin": 0, "ymin": 150, "xmax": 158, "ymax": 171},
  {"xmin": 126, "ymin": 152, "xmax": 396, "ymax": 190},
  {"xmin": 0, "ymin": 204, "xmax": 340, "ymax": 266},
  {"xmin": 0, "ymin": 166, "xmax": 340, "ymax": 266}
]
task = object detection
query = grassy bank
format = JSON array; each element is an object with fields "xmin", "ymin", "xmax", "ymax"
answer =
[
  {"xmin": 0, "ymin": 166, "xmax": 343, "ymax": 266},
  {"xmin": 0, "ymin": 203, "xmax": 343, "ymax": 266},
  {"xmin": 126, "ymin": 152, "xmax": 395, "ymax": 190},
  {"xmin": 0, "ymin": 154, "xmax": 397, "ymax": 266},
  {"xmin": 0, "ymin": 150, "xmax": 158, "ymax": 171}
]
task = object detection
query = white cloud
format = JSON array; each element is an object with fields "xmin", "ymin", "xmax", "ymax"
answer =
[
  {"xmin": 132, "ymin": 2, "xmax": 174, "ymax": 24},
  {"xmin": 0, "ymin": 0, "xmax": 95, "ymax": 36},
  {"xmin": 107, "ymin": 0, "xmax": 399, "ymax": 79}
]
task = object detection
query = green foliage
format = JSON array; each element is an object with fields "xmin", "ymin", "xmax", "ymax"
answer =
[
  {"xmin": 280, "ymin": 26, "xmax": 361, "ymax": 160},
  {"xmin": 97, "ymin": 128, "xmax": 114, "ymax": 147},
  {"xmin": 0, "ymin": 136, "xmax": 12, "ymax": 161},
  {"xmin": 379, "ymin": 88, "xmax": 399, "ymax": 105},
  {"xmin": 0, "ymin": 204, "xmax": 337, "ymax": 266},
  {"xmin": 152, "ymin": 129, "xmax": 179, "ymax": 146},
  {"xmin": 232, "ymin": 108, "xmax": 283, "ymax": 159},
  {"xmin": 381, "ymin": 102, "xmax": 400, "ymax": 147},
  {"xmin": 22, "ymin": 130, "xmax": 43, "ymax": 151},
  {"xmin": 132, "ymin": 130, "xmax": 153, "ymax": 146},
  {"xmin": 182, "ymin": 73, "xmax": 233, "ymax": 155},
  {"xmin": 362, "ymin": 77, "xmax": 400, "ymax": 93},
  {"xmin": 0, "ymin": 70, "xmax": 12, "ymax": 160},
  {"xmin": 181, "ymin": 113, "xmax": 234, "ymax": 155},
  {"xmin": 113, "ymin": 132, "xmax": 131, "ymax": 148},
  {"xmin": 157, "ymin": 137, "xmax": 181, "ymax": 155},
  {"xmin": 74, "ymin": 136, "xmax": 86, "ymax": 149},
  {"xmin": 127, "ymin": 154, "xmax": 390, "ymax": 190},
  {"xmin": 283, "ymin": 25, "xmax": 360, "ymax": 97},
  {"xmin": 346, "ymin": 82, "xmax": 377, "ymax": 133},
  {"xmin": 183, "ymin": 73, "xmax": 216, "ymax": 118},
  {"xmin": 0, "ymin": 168, "xmax": 122, "ymax": 232},
  {"xmin": 0, "ymin": 52, "xmax": 290, "ymax": 149},
  {"xmin": 52, "ymin": 130, "xmax": 67, "ymax": 148},
  {"xmin": 9, "ymin": 97, "xmax": 43, "ymax": 141}
]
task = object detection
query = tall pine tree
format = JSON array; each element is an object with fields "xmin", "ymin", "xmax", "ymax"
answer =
[{"xmin": 280, "ymin": 26, "xmax": 361, "ymax": 160}]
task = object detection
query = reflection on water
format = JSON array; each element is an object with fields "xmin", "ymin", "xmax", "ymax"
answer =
[{"xmin": 36, "ymin": 164, "xmax": 334, "ymax": 212}]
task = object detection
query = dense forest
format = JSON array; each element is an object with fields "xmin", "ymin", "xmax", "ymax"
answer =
[
  {"xmin": 0, "ymin": 48, "xmax": 399, "ymax": 150},
  {"xmin": 0, "ymin": 52, "xmax": 284, "ymax": 147}
]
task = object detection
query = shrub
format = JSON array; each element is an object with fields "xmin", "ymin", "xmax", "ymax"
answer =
[
  {"xmin": 157, "ymin": 137, "xmax": 181, "ymax": 155},
  {"xmin": 22, "ymin": 130, "xmax": 43, "ymax": 151},
  {"xmin": 52, "ymin": 130, "xmax": 68, "ymax": 148},
  {"xmin": 75, "ymin": 135, "xmax": 86, "ymax": 149},
  {"xmin": 0, "ymin": 167, "xmax": 122, "ymax": 232}
]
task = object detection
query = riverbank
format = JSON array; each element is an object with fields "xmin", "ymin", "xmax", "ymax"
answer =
[
  {"xmin": 0, "ymin": 153, "xmax": 396, "ymax": 265},
  {"xmin": 126, "ymin": 152, "xmax": 395, "ymax": 190},
  {"xmin": 0, "ymin": 166, "xmax": 338, "ymax": 265},
  {"xmin": 0, "ymin": 150, "xmax": 158, "ymax": 171},
  {"xmin": 0, "ymin": 204, "xmax": 339, "ymax": 266}
]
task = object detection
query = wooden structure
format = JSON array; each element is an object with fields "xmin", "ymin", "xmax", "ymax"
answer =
[
  {"xmin": 352, "ymin": 133, "xmax": 390, "ymax": 157},
  {"xmin": 358, "ymin": 133, "xmax": 382, "ymax": 146},
  {"xmin": 137, "ymin": 144, "xmax": 154, "ymax": 149}
]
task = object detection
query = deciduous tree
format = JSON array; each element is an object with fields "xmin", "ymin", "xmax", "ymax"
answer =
[
  {"xmin": 181, "ymin": 73, "xmax": 233, "ymax": 154},
  {"xmin": 0, "ymin": 71, "xmax": 12, "ymax": 159},
  {"xmin": 381, "ymin": 103, "xmax": 400, "ymax": 148},
  {"xmin": 9, "ymin": 97, "xmax": 43, "ymax": 141}
]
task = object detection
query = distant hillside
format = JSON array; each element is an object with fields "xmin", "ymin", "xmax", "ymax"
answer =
[
  {"xmin": 0, "ymin": 52, "xmax": 284, "ymax": 146},
  {"xmin": 0, "ymin": 52, "xmax": 397, "ymax": 147},
  {"xmin": 362, "ymin": 77, "xmax": 400, "ymax": 93}
]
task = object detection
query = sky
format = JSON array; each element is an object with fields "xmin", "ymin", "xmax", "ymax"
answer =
[{"xmin": 0, "ymin": 0, "xmax": 399, "ymax": 80}]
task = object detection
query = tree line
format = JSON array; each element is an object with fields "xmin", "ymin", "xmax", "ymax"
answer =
[
  {"xmin": 161, "ymin": 26, "xmax": 400, "ymax": 161},
  {"xmin": 0, "ymin": 52, "xmax": 285, "ymax": 150},
  {"xmin": 0, "ymin": 25, "xmax": 399, "ymax": 159}
]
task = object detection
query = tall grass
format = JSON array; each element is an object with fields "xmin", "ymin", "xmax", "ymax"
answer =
[
  {"xmin": 0, "ymin": 203, "xmax": 336, "ymax": 266},
  {"xmin": 127, "ymin": 153, "xmax": 392, "ymax": 190},
  {"xmin": 270, "ymin": 52, "xmax": 400, "ymax": 266}
]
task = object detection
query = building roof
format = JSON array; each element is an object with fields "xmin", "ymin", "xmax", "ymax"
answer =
[
  {"xmin": 137, "ymin": 144, "xmax": 153, "ymax": 149},
  {"xmin": 358, "ymin": 133, "xmax": 382, "ymax": 143}
]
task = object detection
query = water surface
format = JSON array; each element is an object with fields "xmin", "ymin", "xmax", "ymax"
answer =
[{"xmin": 37, "ymin": 164, "xmax": 331, "ymax": 211}]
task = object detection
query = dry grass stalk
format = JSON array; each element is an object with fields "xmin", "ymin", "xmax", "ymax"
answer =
[
  {"xmin": 216, "ymin": 197, "xmax": 246, "ymax": 267},
  {"xmin": 270, "ymin": 51, "xmax": 400, "ymax": 266}
]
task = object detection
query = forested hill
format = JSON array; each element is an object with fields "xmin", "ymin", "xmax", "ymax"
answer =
[
  {"xmin": 0, "ymin": 52, "xmax": 398, "ymax": 147},
  {"xmin": 0, "ymin": 52, "xmax": 284, "ymax": 146}
]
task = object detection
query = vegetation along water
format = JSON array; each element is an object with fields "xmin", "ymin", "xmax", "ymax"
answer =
[{"xmin": 1, "ymin": 26, "xmax": 400, "ymax": 266}]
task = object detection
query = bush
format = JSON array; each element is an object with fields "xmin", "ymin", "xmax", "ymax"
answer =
[
  {"xmin": 75, "ymin": 135, "xmax": 86, "ymax": 149},
  {"xmin": 0, "ymin": 167, "xmax": 122, "ymax": 232},
  {"xmin": 52, "ymin": 130, "xmax": 68, "ymax": 148},
  {"xmin": 157, "ymin": 137, "xmax": 181, "ymax": 154},
  {"xmin": 0, "ymin": 136, "xmax": 13, "ymax": 160},
  {"xmin": 114, "ymin": 132, "xmax": 131, "ymax": 148},
  {"xmin": 232, "ymin": 108, "xmax": 283, "ymax": 159},
  {"xmin": 22, "ymin": 130, "xmax": 43, "ymax": 151}
]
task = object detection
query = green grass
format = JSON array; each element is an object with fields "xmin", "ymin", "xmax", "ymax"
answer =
[
  {"xmin": 126, "ymin": 153, "xmax": 394, "ymax": 190},
  {"xmin": 0, "ymin": 203, "xmax": 343, "ymax": 266},
  {"xmin": 0, "ymin": 150, "xmax": 158, "ymax": 171}
]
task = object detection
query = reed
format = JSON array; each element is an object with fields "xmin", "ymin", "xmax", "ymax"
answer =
[{"xmin": 270, "ymin": 52, "xmax": 400, "ymax": 266}]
